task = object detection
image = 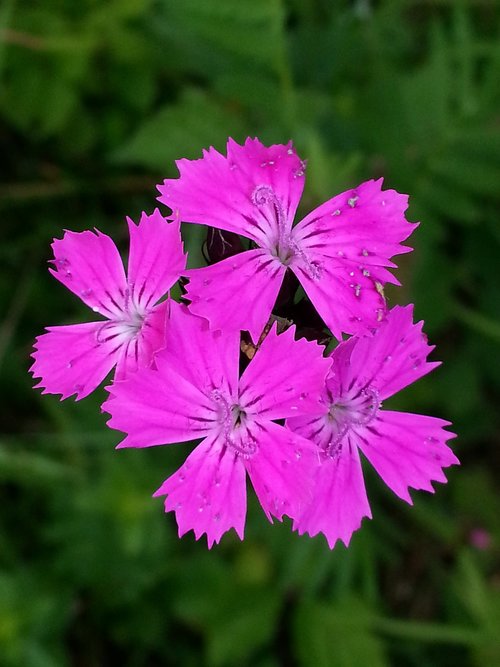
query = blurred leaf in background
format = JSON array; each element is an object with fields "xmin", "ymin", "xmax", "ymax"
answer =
[{"xmin": 1, "ymin": 0, "xmax": 500, "ymax": 665}]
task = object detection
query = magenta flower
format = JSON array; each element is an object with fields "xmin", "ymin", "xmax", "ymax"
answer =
[
  {"xmin": 286, "ymin": 305, "xmax": 458, "ymax": 548},
  {"xmin": 157, "ymin": 137, "xmax": 417, "ymax": 342},
  {"xmin": 103, "ymin": 304, "xmax": 331, "ymax": 547},
  {"xmin": 31, "ymin": 210, "xmax": 186, "ymax": 400}
]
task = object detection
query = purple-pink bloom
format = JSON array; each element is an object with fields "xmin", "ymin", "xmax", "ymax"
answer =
[
  {"xmin": 31, "ymin": 210, "xmax": 186, "ymax": 400},
  {"xmin": 157, "ymin": 137, "xmax": 418, "ymax": 342},
  {"xmin": 469, "ymin": 528, "xmax": 492, "ymax": 551},
  {"xmin": 103, "ymin": 304, "xmax": 331, "ymax": 547},
  {"xmin": 286, "ymin": 305, "xmax": 458, "ymax": 548}
]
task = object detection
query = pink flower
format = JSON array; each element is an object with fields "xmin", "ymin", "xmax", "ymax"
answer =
[
  {"xmin": 31, "ymin": 210, "xmax": 186, "ymax": 400},
  {"xmin": 103, "ymin": 304, "xmax": 331, "ymax": 547},
  {"xmin": 157, "ymin": 137, "xmax": 417, "ymax": 342},
  {"xmin": 286, "ymin": 305, "xmax": 458, "ymax": 548},
  {"xmin": 469, "ymin": 528, "xmax": 492, "ymax": 551}
]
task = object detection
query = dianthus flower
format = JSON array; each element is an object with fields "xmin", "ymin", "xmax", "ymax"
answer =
[
  {"xmin": 286, "ymin": 305, "xmax": 458, "ymax": 548},
  {"xmin": 103, "ymin": 304, "xmax": 331, "ymax": 547},
  {"xmin": 31, "ymin": 210, "xmax": 186, "ymax": 400},
  {"xmin": 157, "ymin": 138, "xmax": 417, "ymax": 342}
]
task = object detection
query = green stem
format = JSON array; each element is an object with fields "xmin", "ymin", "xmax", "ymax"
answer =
[
  {"xmin": 0, "ymin": 0, "xmax": 16, "ymax": 84},
  {"xmin": 374, "ymin": 617, "xmax": 480, "ymax": 645},
  {"xmin": 454, "ymin": 303, "xmax": 500, "ymax": 344},
  {"xmin": 275, "ymin": 0, "xmax": 297, "ymax": 134}
]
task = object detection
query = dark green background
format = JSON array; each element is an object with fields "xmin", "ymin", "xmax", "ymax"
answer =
[{"xmin": 1, "ymin": 1, "xmax": 499, "ymax": 665}]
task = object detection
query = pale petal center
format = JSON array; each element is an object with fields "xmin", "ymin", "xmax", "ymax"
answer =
[
  {"xmin": 95, "ymin": 299, "xmax": 147, "ymax": 347},
  {"xmin": 325, "ymin": 386, "xmax": 381, "ymax": 458},
  {"xmin": 211, "ymin": 389, "xmax": 258, "ymax": 459},
  {"xmin": 251, "ymin": 184, "xmax": 321, "ymax": 279}
]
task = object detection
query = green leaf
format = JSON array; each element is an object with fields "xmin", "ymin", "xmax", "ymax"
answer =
[
  {"xmin": 401, "ymin": 20, "xmax": 452, "ymax": 145},
  {"xmin": 428, "ymin": 154, "xmax": 500, "ymax": 200},
  {"xmin": 160, "ymin": 0, "xmax": 285, "ymax": 72},
  {"xmin": 453, "ymin": 128, "xmax": 500, "ymax": 164},
  {"xmin": 112, "ymin": 89, "xmax": 246, "ymax": 170},
  {"xmin": 206, "ymin": 587, "xmax": 280, "ymax": 667},
  {"xmin": 172, "ymin": 556, "xmax": 280, "ymax": 667},
  {"xmin": 452, "ymin": 4, "xmax": 477, "ymax": 118},
  {"xmin": 294, "ymin": 598, "xmax": 388, "ymax": 667},
  {"xmin": 301, "ymin": 129, "xmax": 361, "ymax": 204},
  {"xmin": 417, "ymin": 176, "xmax": 480, "ymax": 226},
  {"xmin": 0, "ymin": 442, "xmax": 74, "ymax": 485}
]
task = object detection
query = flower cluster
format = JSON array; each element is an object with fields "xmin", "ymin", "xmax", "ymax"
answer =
[{"xmin": 31, "ymin": 138, "xmax": 458, "ymax": 548}]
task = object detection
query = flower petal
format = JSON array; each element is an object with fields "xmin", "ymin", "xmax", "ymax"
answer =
[
  {"xmin": 239, "ymin": 323, "xmax": 330, "ymax": 420},
  {"xmin": 324, "ymin": 337, "xmax": 357, "ymax": 397},
  {"xmin": 354, "ymin": 411, "xmax": 458, "ymax": 504},
  {"xmin": 292, "ymin": 260, "xmax": 387, "ymax": 340},
  {"xmin": 126, "ymin": 209, "xmax": 186, "ymax": 310},
  {"xmin": 161, "ymin": 301, "xmax": 240, "ymax": 396},
  {"xmin": 294, "ymin": 432, "xmax": 371, "ymax": 548},
  {"xmin": 49, "ymin": 229, "xmax": 127, "ymax": 318},
  {"xmin": 154, "ymin": 435, "xmax": 247, "ymax": 548},
  {"xmin": 286, "ymin": 411, "xmax": 333, "ymax": 451},
  {"xmin": 103, "ymin": 361, "xmax": 216, "ymax": 448},
  {"xmin": 290, "ymin": 178, "xmax": 418, "ymax": 338},
  {"xmin": 31, "ymin": 322, "xmax": 120, "ymax": 400},
  {"xmin": 227, "ymin": 137, "xmax": 306, "ymax": 231},
  {"xmin": 185, "ymin": 249, "xmax": 285, "ymax": 344},
  {"xmin": 292, "ymin": 178, "xmax": 416, "ymax": 268},
  {"xmin": 245, "ymin": 421, "xmax": 318, "ymax": 523},
  {"xmin": 346, "ymin": 305, "xmax": 440, "ymax": 400},
  {"xmin": 157, "ymin": 137, "xmax": 305, "ymax": 246}
]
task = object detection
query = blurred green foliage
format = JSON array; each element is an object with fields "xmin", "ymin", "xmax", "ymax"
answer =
[{"xmin": 1, "ymin": 0, "xmax": 500, "ymax": 665}]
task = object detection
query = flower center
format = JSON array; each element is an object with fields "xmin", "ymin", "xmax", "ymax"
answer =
[
  {"xmin": 251, "ymin": 185, "xmax": 292, "ymax": 263},
  {"xmin": 251, "ymin": 184, "xmax": 321, "ymax": 279},
  {"xmin": 329, "ymin": 386, "xmax": 380, "ymax": 425},
  {"xmin": 211, "ymin": 389, "xmax": 257, "ymax": 458},
  {"xmin": 96, "ymin": 303, "xmax": 146, "ymax": 346},
  {"xmin": 324, "ymin": 386, "xmax": 381, "ymax": 458}
]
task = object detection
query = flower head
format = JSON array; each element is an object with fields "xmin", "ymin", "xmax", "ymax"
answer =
[
  {"xmin": 31, "ymin": 210, "xmax": 186, "ymax": 400},
  {"xmin": 157, "ymin": 138, "xmax": 417, "ymax": 342},
  {"xmin": 286, "ymin": 305, "xmax": 458, "ymax": 548},
  {"xmin": 103, "ymin": 304, "xmax": 331, "ymax": 547}
]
